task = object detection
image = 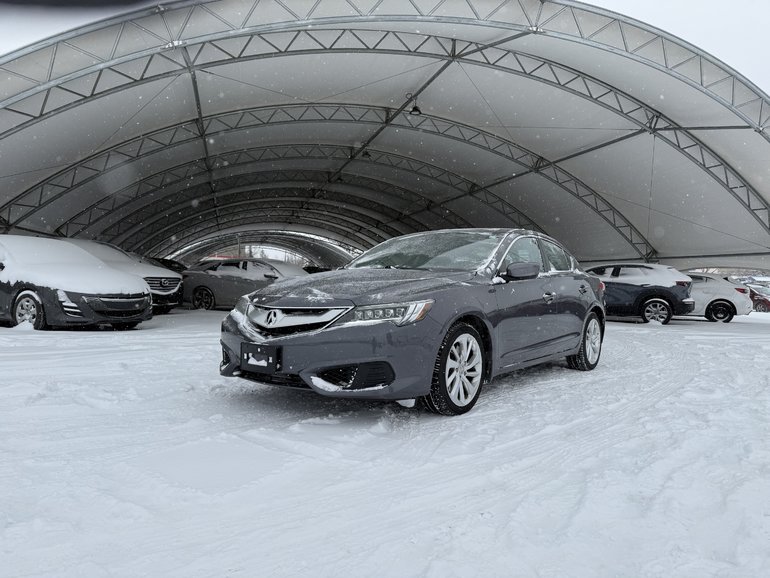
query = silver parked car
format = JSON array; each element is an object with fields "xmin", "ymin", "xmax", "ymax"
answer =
[
  {"xmin": 220, "ymin": 228, "xmax": 606, "ymax": 415},
  {"xmin": 684, "ymin": 272, "xmax": 753, "ymax": 322},
  {"xmin": 183, "ymin": 258, "xmax": 308, "ymax": 310}
]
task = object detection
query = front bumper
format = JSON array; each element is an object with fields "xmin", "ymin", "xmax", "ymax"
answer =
[
  {"xmin": 44, "ymin": 291, "xmax": 153, "ymax": 327},
  {"xmin": 219, "ymin": 311, "xmax": 441, "ymax": 400},
  {"xmin": 151, "ymin": 286, "xmax": 183, "ymax": 307}
]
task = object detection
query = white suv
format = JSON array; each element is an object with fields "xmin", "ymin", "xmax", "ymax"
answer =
[{"xmin": 684, "ymin": 272, "xmax": 753, "ymax": 322}]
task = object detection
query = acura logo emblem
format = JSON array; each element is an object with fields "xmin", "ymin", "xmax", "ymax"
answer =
[{"xmin": 265, "ymin": 310, "xmax": 279, "ymax": 326}]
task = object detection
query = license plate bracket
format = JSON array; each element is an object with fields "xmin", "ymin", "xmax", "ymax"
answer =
[{"xmin": 240, "ymin": 343, "xmax": 281, "ymax": 374}]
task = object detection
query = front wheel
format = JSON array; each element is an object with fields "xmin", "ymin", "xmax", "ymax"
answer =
[
  {"xmin": 192, "ymin": 287, "xmax": 215, "ymax": 310},
  {"xmin": 420, "ymin": 323, "xmax": 485, "ymax": 416},
  {"xmin": 567, "ymin": 312, "xmax": 602, "ymax": 371},
  {"xmin": 640, "ymin": 298, "xmax": 672, "ymax": 324},
  {"xmin": 13, "ymin": 291, "xmax": 46, "ymax": 330},
  {"xmin": 756, "ymin": 302, "xmax": 768, "ymax": 313},
  {"xmin": 706, "ymin": 301, "xmax": 734, "ymax": 323}
]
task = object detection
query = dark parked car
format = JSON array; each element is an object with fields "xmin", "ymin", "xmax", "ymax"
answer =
[
  {"xmin": 220, "ymin": 228, "xmax": 605, "ymax": 415},
  {"xmin": 184, "ymin": 258, "xmax": 308, "ymax": 310},
  {"xmin": 585, "ymin": 263, "xmax": 694, "ymax": 324},
  {"xmin": 0, "ymin": 235, "xmax": 153, "ymax": 330},
  {"xmin": 746, "ymin": 284, "xmax": 770, "ymax": 312},
  {"xmin": 61, "ymin": 239, "xmax": 183, "ymax": 314}
]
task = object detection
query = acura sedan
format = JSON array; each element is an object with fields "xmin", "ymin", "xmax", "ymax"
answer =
[{"xmin": 220, "ymin": 229, "xmax": 605, "ymax": 415}]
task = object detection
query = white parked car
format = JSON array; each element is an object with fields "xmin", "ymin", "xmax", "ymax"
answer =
[
  {"xmin": 684, "ymin": 272, "xmax": 753, "ymax": 322},
  {"xmin": 60, "ymin": 239, "xmax": 183, "ymax": 314}
]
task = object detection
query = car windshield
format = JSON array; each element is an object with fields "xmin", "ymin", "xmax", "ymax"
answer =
[{"xmin": 347, "ymin": 230, "xmax": 506, "ymax": 271}]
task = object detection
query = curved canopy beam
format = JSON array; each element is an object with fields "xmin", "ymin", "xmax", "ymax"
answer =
[{"xmin": 0, "ymin": 0, "xmax": 767, "ymax": 265}]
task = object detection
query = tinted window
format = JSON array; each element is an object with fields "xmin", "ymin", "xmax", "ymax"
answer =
[{"xmin": 541, "ymin": 240, "xmax": 571, "ymax": 272}]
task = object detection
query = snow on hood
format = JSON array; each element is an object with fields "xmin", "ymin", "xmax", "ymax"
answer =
[
  {"xmin": 61, "ymin": 239, "xmax": 182, "ymax": 279},
  {"xmin": 0, "ymin": 235, "xmax": 150, "ymax": 294},
  {"xmin": 249, "ymin": 267, "xmax": 479, "ymax": 307}
]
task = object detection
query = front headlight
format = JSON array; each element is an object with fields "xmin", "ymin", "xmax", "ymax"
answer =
[{"xmin": 340, "ymin": 300, "xmax": 433, "ymax": 326}]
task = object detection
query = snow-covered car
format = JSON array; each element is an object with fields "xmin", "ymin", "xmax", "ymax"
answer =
[
  {"xmin": 220, "ymin": 228, "xmax": 606, "ymax": 415},
  {"xmin": 0, "ymin": 234, "xmax": 153, "ymax": 330},
  {"xmin": 585, "ymin": 263, "xmax": 694, "ymax": 324},
  {"xmin": 683, "ymin": 273, "xmax": 752, "ymax": 322},
  {"xmin": 183, "ymin": 258, "xmax": 308, "ymax": 310},
  {"xmin": 746, "ymin": 284, "xmax": 770, "ymax": 312},
  {"xmin": 61, "ymin": 239, "xmax": 183, "ymax": 314}
]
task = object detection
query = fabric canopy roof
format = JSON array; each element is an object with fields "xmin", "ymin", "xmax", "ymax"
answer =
[{"xmin": 1, "ymin": 0, "xmax": 768, "ymax": 268}]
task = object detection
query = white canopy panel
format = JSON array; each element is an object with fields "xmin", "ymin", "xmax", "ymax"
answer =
[{"xmin": 1, "ymin": 0, "xmax": 768, "ymax": 268}]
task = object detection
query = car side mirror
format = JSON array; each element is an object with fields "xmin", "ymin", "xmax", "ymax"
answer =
[
  {"xmin": 264, "ymin": 273, "xmax": 279, "ymax": 280},
  {"xmin": 502, "ymin": 262, "xmax": 540, "ymax": 281}
]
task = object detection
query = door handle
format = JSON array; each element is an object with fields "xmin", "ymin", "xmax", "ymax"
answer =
[{"xmin": 542, "ymin": 292, "xmax": 556, "ymax": 304}]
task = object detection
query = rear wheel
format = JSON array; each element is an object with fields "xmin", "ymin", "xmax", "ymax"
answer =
[
  {"xmin": 706, "ymin": 301, "xmax": 734, "ymax": 323},
  {"xmin": 420, "ymin": 323, "xmax": 485, "ymax": 416},
  {"xmin": 640, "ymin": 298, "xmax": 672, "ymax": 324},
  {"xmin": 567, "ymin": 313, "xmax": 602, "ymax": 370},
  {"xmin": 192, "ymin": 287, "xmax": 215, "ymax": 310},
  {"xmin": 13, "ymin": 291, "xmax": 46, "ymax": 330},
  {"xmin": 756, "ymin": 302, "xmax": 768, "ymax": 313}
]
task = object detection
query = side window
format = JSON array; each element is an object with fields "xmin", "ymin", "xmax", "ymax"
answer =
[
  {"xmin": 244, "ymin": 261, "xmax": 275, "ymax": 280},
  {"xmin": 499, "ymin": 237, "xmax": 543, "ymax": 273},
  {"xmin": 540, "ymin": 240, "xmax": 572, "ymax": 272},
  {"xmin": 617, "ymin": 266, "xmax": 643, "ymax": 278}
]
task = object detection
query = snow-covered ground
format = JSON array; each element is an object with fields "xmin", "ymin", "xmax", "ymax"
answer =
[{"xmin": 1, "ymin": 310, "xmax": 769, "ymax": 577}]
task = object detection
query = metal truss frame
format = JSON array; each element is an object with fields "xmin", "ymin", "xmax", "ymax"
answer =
[{"xmin": 1, "ymin": 0, "xmax": 767, "ymax": 260}]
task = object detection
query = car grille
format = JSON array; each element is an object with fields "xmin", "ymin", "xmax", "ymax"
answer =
[
  {"xmin": 83, "ymin": 294, "xmax": 151, "ymax": 315},
  {"xmin": 247, "ymin": 306, "xmax": 350, "ymax": 337},
  {"xmin": 144, "ymin": 277, "xmax": 181, "ymax": 292}
]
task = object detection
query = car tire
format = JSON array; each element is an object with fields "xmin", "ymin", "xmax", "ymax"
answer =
[
  {"xmin": 567, "ymin": 312, "xmax": 602, "ymax": 371},
  {"xmin": 192, "ymin": 287, "xmax": 215, "ymax": 310},
  {"xmin": 756, "ymin": 302, "xmax": 768, "ymax": 313},
  {"xmin": 420, "ymin": 323, "xmax": 485, "ymax": 416},
  {"xmin": 706, "ymin": 301, "xmax": 734, "ymax": 323},
  {"xmin": 113, "ymin": 322, "xmax": 140, "ymax": 330},
  {"xmin": 640, "ymin": 298, "xmax": 672, "ymax": 324},
  {"xmin": 13, "ymin": 291, "xmax": 46, "ymax": 330}
]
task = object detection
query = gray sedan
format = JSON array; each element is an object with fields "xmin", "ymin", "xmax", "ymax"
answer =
[
  {"xmin": 220, "ymin": 229, "xmax": 605, "ymax": 415},
  {"xmin": 183, "ymin": 258, "xmax": 308, "ymax": 310}
]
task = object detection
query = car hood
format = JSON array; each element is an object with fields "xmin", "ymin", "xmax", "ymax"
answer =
[
  {"xmin": 2, "ymin": 263, "xmax": 150, "ymax": 295},
  {"xmin": 250, "ymin": 268, "xmax": 478, "ymax": 307}
]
